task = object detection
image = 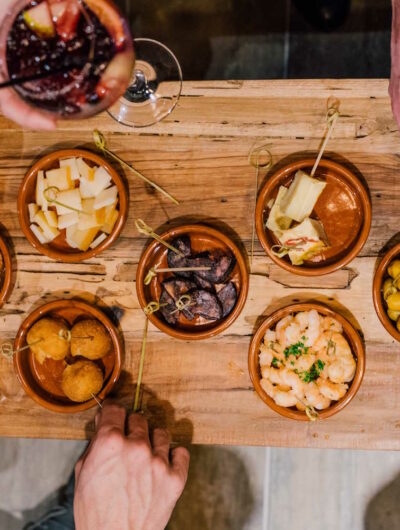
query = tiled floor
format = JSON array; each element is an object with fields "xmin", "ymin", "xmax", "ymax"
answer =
[
  {"xmin": 2, "ymin": 440, "xmax": 400, "ymax": 529},
  {"xmin": 0, "ymin": 1, "xmax": 398, "ymax": 529}
]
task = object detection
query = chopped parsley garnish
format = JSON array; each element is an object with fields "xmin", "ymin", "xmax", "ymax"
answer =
[
  {"xmin": 299, "ymin": 360, "xmax": 325, "ymax": 383},
  {"xmin": 284, "ymin": 340, "xmax": 309, "ymax": 360},
  {"xmin": 271, "ymin": 356, "xmax": 280, "ymax": 368}
]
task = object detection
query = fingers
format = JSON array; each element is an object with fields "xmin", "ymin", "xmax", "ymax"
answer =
[
  {"xmin": 171, "ymin": 446, "xmax": 190, "ymax": 483},
  {"xmin": 0, "ymin": 89, "xmax": 56, "ymax": 130},
  {"xmin": 127, "ymin": 413, "xmax": 150, "ymax": 446},
  {"xmin": 152, "ymin": 428, "xmax": 170, "ymax": 463},
  {"xmin": 95, "ymin": 401, "xmax": 127, "ymax": 437}
]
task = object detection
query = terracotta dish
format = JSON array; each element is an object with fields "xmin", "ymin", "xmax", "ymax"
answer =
[
  {"xmin": 248, "ymin": 302, "xmax": 365, "ymax": 421},
  {"xmin": 255, "ymin": 159, "xmax": 371, "ymax": 276},
  {"xmin": 0, "ymin": 235, "xmax": 12, "ymax": 307},
  {"xmin": 373, "ymin": 242, "xmax": 400, "ymax": 342},
  {"xmin": 14, "ymin": 299, "xmax": 122, "ymax": 413},
  {"xmin": 136, "ymin": 224, "xmax": 249, "ymax": 340},
  {"xmin": 18, "ymin": 149, "xmax": 128, "ymax": 262}
]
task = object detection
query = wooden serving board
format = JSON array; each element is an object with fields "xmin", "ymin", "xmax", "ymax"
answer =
[{"xmin": 0, "ymin": 79, "xmax": 399, "ymax": 450}]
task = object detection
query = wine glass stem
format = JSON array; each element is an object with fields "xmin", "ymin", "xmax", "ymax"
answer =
[{"xmin": 125, "ymin": 70, "xmax": 152, "ymax": 103}]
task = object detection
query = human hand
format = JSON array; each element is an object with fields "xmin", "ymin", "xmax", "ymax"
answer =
[
  {"xmin": 0, "ymin": 0, "xmax": 56, "ymax": 129},
  {"xmin": 74, "ymin": 402, "xmax": 190, "ymax": 530}
]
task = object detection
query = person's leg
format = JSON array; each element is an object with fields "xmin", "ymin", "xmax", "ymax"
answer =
[
  {"xmin": 292, "ymin": 0, "xmax": 351, "ymax": 31},
  {"xmin": 24, "ymin": 473, "xmax": 75, "ymax": 530}
]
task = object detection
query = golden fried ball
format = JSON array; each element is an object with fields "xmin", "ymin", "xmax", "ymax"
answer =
[
  {"xmin": 27, "ymin": 318, "xmax": 70, "ymax": 364},
  {"xmin": 62, "ymin": 360, "xmax": 104, "ymax": 402},
  {"xmin": 70, "ymin": 319, "xmax": 112, "ymax": 360}
]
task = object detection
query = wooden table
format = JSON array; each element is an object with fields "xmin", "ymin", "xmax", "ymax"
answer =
[{"xmin": 0, "ymin": 79, "xmax": 399, "ymax": 450}]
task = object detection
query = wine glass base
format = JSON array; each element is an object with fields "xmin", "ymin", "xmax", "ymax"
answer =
[{"xmin": 107, "ymin": 38, "xmax": 182, "ymax": 128}]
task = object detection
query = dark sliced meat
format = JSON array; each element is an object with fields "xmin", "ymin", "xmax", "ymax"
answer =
[
  {"xmin": 188, "ymin": 290, "xmax": 223, "ymax": 321},
  {"xmin": 159, "ymin": 288, "xmax": 178, "ymax": 325},
  {"xmin": 217, "ymin": 282, "xmax": 237, "ymax": 318},
  {"xmin": 193, "ymin": 274, "xmax": 215, "ymax": 292},
  {"xmin": 162, "ymin": 278, "xmax": 197, "ymax": 300},
  {"xmin": 191, "ymin": 250, "xmax": 236, "ymax": 284},
  {"xmin": 167, "ymin": 236, "xmax": 192, "ymax": 277}
]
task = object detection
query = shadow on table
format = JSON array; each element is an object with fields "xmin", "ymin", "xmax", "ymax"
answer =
[
  {"xmin": 365, "ymin": 473, "xmax": 400, "ymax": 530},
  {"xmin": 167, "ymin": 445, "xmax": 255, "ymax": 530}
]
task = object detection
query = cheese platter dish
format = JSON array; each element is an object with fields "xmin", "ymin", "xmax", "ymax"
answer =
[
  {"xmin": 18, "ymin": 149, "xmax": 128, "ymax": 262},
  {"xmin": 255, "ymin": 159, "xmax": 372, "ymax": 276}
]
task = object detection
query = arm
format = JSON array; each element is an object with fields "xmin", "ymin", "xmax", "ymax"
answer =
[
  {"xmin": 74, "ymin": 402, "xmax": 190, "ymax": 530},
  {"xmin": 0, "ymin": 0, "xmax": 56, "ymax": 129}
]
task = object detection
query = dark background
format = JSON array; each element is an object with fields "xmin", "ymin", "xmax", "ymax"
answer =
[{"xmin": 115, "ymin": 0, "xmax": 391, "ymax": 80}]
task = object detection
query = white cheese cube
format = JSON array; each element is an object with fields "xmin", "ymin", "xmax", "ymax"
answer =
[
  {"xmin": 60, "ymin": 158, "xmax": 80, "ymax": 181},
  {"xmin": 89, "ymin": 232, "xmax": 107, "ymax": 249},
  {"xmin": 77, "ymin": 158, "xmax": 95, "ymax": 181},
  {"xmin": 93, "ymin": 186, "xmax": 118, "ymax": 210},
  {"xmin": 36, "ymin": 171, "xmax": 49, "ymax": 211},
  {"xmin": 280, "ymin": 170, "xmax": 327, "ymax": 223},
  {"xmin": 30, "ymin": 224, "xmax": 50, "ymax": 245},
  {"xmin": 44, "ymin": 210, "xmax": 58, "ymax": 228},
  {"xmin": 28, "ymin": 203, "xmax": 39, "ymax": 223},
  {"xmin": 46, "ymin": 167, "xmax": 73, "ymax": 191},
  {"xmin": 58, "ymin": 212, "xmax": 79, "ymax": 229},
  {"xmin": 54, "ymin": 189, "xmax": 82, "ymax": 216},
  {"xmin": 80, "ymin": 166, "xmax": 112, "ymax": 199},
  {"xmin": 66, "ymin": 225, "xmax": 79, "ymax": 248},
  {"xmin": 33, "ymin": 210, "xmax": 60, "ymax": 242}
]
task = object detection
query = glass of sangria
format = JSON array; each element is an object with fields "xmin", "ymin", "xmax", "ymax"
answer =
[{"xmin": 0, "ymin": 0, "xmax": 134, "ymax": 120}]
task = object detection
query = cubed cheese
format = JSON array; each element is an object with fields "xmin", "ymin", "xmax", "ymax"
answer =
[
  {"xmin": 30, "ymin": 223, "xmax": 50, "ymax": 245},
  {"xmin": 80, "ymin": 166, "xmax": 112, "ymax": 198},
  {"xmin": 58, "ymin": 212, "xmax": 79, "ymax": 229},
  {"xmin": 279, "ymin": 170, "xmax": 327, "ymax": 223},
  {"xmin": 33, "ymin": 210, "xmax": 60, "ymax": 241},
  {"xmin": 77, "ymin": 208, "xmax": 105, "ymax": 231},
  {"xmin": 46, "ymin": 167, "xmax": 73, "ymax": 191},
  {"xmin": 266, "ymin": 186, "xmax": 292, "ymax": 236},
  {"xmin": 81, "ymin": 198, "xmax": 95, "ymax": 214},
  {"xmin": 77, "ymin": 158, "xmax": 95, "ymax": 181},
  {"xmin": 93, "ymin": 186, "xmax": 118, "ymax": 210},
  {"xmin": 66, "ymin": 225, "xmax": 79, "ymax": 248},
  {"xmin": 89, "ymin": 232, "xmax": 107, "ymax": 249},
  {"xmin": 28, "ymin": 203, "xmax": 39, "ymax": 223},
  {"xmin": 60, "ymin": 158, "xmax": 80, "ymax": 181},
  {"xmin": 68, "ymin": 227, "xmax": 99, "ymax": 251},
  {"xmin": 102, "ymin": 209, "xmax": 119, "ymax": 234},
  {"xmin": 36, "ymin": 171, "xmax": 49, "ymax": 211},
  {"xmin": 54, "ymin": 189, "xmax": 82, "ymax": 216},
  {"xmin": 44, "ymin": 210, "xmax": 58, "ymax": 228}
]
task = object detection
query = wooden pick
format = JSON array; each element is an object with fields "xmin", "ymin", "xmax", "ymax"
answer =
[
  {"xmin": 135, "ymin": 219, "xmax": 185, "ymax": 257},
  {"xmin": 310, "ymin": 101, "xmax": 340, "ymax": 177},
  {"xmin": 93, "ymin": 130, "xmax": 179, "ymax": 206},
  {"xmin": 133, "ymin": 317, "xmax": 149, "ymax": 412},
  {"xmin": 144, "ymin": 266, "xmax": 211, "ymax": 285}
]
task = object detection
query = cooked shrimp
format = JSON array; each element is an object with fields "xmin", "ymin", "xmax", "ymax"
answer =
[
  {"xmin": 317, "ymin": 379, "xmax": 348, "ymax": 401},
  {"xmin": 261, "ymin": 366, "xmax": 282, "ymax": 385},
  {"xmin": 264, "ymin": 329, "xmax": 276, "ymax": 343},
  {"xmin": 294, "ymin": 311, "xmax": 309, "ymax": 331},
  {"xmin": 280, "ymin": 368, "xmax": 306, "ymax": 398},
  {"xmin": 328, "ymin": 356, "xmax": 356, "ymax": 383},
  {"xmin": 304, "ymin": 382, "xmax": 331, "ymax": 410},
  {"xmin": 260, "ymin": 378, "xmax": 298, "ymax": 407},
  {"xmin": 290, "ymin": 353, "xmax": 316, "ymax": 373},
  {"xmin": 259, "ymin": 349, "xmax": 273, "ymax": 368},
  {"xmin": 276, "ymin": 315, "xmax": 294, "ymax": 347},
  {"xmin": 321, "ymin": 316, "xmax": 343, "ymax": 333},
  {"xmin": 303, "ymin": 310, "xmax": 321, "ymax": 348},
  {"xmin": 329, "ymin": 332, "xmax": 352, "ymax": 358}
]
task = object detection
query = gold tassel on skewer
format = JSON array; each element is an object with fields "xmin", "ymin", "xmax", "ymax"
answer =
[{"xmin": 135, "ymin": 219, "xmax": 185, "ymax": 257}]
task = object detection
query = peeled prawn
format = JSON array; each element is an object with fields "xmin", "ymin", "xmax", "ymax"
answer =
[
  {"xmin": 280, "ymin": 368, "xmax": 306, "ymax": 399},
  {"xmin": 317, "ymin": 379, "xmax": 348, "ymax": 401},
  {"xmin": 303, "ymin": 310, "xmax": 321, "ymax": 348},
  {"xmin": 328, "ymin": 356, "xmax": 356, "ymax": 383},
  {"xmin": 304, "ymin": 382, "xmax": 331, "ymax": 410},
  {"xmin": 260, "ymin": 378, "xmax": 298, "ymax": 407},
  {"xmin": 321, "ymin": 316, "xmax": 343, "ymax": 333},
  {"xmin": 261, "ymin": 366, "xmax": 282, "ymax": 385}
]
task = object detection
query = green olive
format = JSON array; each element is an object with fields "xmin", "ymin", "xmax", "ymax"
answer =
[
  {"xmin": 387, "ymin": 292, "xmax": 400, "ymax": 311},
  {"xmin": 388, "ymin": 260, "xmax": 400, "ymax": 279},
  {"xmin": 387, "ymin": 309, "xmax": 400, "ymax": 321},
  {"xmin": 383, "ymin": 278, "xmax": 397, "ymax": 300}
]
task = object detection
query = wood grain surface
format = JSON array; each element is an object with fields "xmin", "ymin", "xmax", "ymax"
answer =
[{"xmin": 0, "ymin": 79, "xmax": 399, "ymax": 449}]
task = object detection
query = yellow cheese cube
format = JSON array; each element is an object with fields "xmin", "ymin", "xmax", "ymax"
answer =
[
  {"xmin": 58, "ymin": 212, "xmax": 78, "ymax": 229},
  {"xmin": 102, "ymin": 209, "xmax": 119, "ymax": 234},
  {"xmin": 28, "ymin": 203, "xmax": 39, "ymax": 223},
  {"xmin": 68, "ymin": 227, "xmax": 99, "ymax": 251},
  {"xmin": 46, "ymin": 167, "xmax": 73, "ymax": 191},
  {"xmin": 35, "ymin": 171, "xmax": 49, "ymax": 211},
  {"xmin": 30, "ymin": 223, "xmax": 50, "ymax": 245},
  {"xmin": 77, "ymin": 158, "xmax": 95, "ymax": 181},
  {"xmin": 33, "ymin": 210, "xmax": 60, "ymax": 241},
  {"xmin": 60, "ymin": 158, "xmax": 80, "ymax": 181},
  {"xmin": 44, "ymin": 210, "xmax": 58, "ymax": 228},
  {"xmin": 94, "ymin": 186, "xmax": 118, "ymax": 210},
  {"xmin": 55, "ymin": 189, "xmax": 82, "ymax": 216}
]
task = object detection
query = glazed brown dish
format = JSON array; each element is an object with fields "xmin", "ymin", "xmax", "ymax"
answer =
[
  {"xmin": 136, "ymin": 224, "xmax": 249, "ymax": 340},
  {"xmin": 0, "ymin": 235, "xmax": 12, "ymax": 307},
  {"xmin": 18, "ymin": 149, "xmax": 128, "ymax": 262},
  {"xmin": 14, "ymin": 299, "xmax": 122, "ymax": 413},
  {"xmin": 248, "ymin": 303, "xmax": 365, "ymax": 421},
  {"xmin": 255, "ymin": 159, "xmax": 371, "ymax": 276},
  {"xmin": 373, "ymin": 242, "xmax": 400, "ymax": 342}
]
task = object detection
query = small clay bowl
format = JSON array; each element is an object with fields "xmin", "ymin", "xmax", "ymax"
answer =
[
  {"xmin": 248, "ymin": 302, "xmax": 365, "ymax": 421},
  {"xmin": 373, "ymin": 242, "xmax": 400, "ymax": 342},
  {"xmin": 14, "ymin": 299, "xmax": 123, "ymax": 413},
  {"xmin": 0, "ymin": 235, "xmax": 12, "ymax": 307},
  {"xmin": 18, "ymin": 149, "xmax": 128, "ymax": 262},
  {"xmin": 255, "ymin": 159, "xmax": 371, "ymax": 276},
  {"xmin": 136, "ymin": 224, "xmax": 249, "ymax": 340}
]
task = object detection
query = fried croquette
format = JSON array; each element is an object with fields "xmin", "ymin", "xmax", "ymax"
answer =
[
  {"xmin": 62, "ymin": 360, "xmax": 104, "ymax": 402},
  {"xmin": 27, "ymin": 318, "xmax": 70, "ymax": 364},
  {"xmin": 70, "ymin": 319, "xmax": 112, "ymax": 360}
]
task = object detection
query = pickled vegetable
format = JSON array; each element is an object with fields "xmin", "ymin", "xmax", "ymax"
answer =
[
  {"xmin": 383, "ymin": 278, "xmax": 397, "ymax": 301},
  {"xmin": 386, "ymin": 292, "xmax": 400, "ymax": 311},
  {"xmin": 387, "ymin": 309, "xmax": 400, "ymax": 321},
  {"xmin": 388, "ymin": 260, "xmax": 400, "ymax": 280}
]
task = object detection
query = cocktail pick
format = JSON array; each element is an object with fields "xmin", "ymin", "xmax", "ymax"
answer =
[
  {"xmin": 135, "ymin": 219, "xmax": 185, "ymax": 257},
  {"xmin": 44, "ymin": 187, "xmax": 90, "ymax": 216},
  {"xmin": 91, "ymin": 393, "xmax": 103, "ymax": 408},
  {"xmin": 248, "ymin": 144, "xmax": 273, "ymax": 265},
  {"xmin": 144, "ymin": 301, "xmax": 168, "ymax": 315},
  {"xmin": 310, "ymin": 99, "xmax": 340, "ymax": 177},
  {"xmin": 93, "ymin": 130, "xmax": 179, "ymax": 206},
  {"xmin": 144, "ymin": 266, "xmax": 211, "ymax": 285},
  {"xmin": 0, "ymin": 329, "xmax": 71, "ymax": 359},
  {"xmin": 133, "ymin": 317, "xmax": 148, "ymax": 413},
  {"xmin": 297, "ymin": 396, "xmax": 319, "ymax": 422}
]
